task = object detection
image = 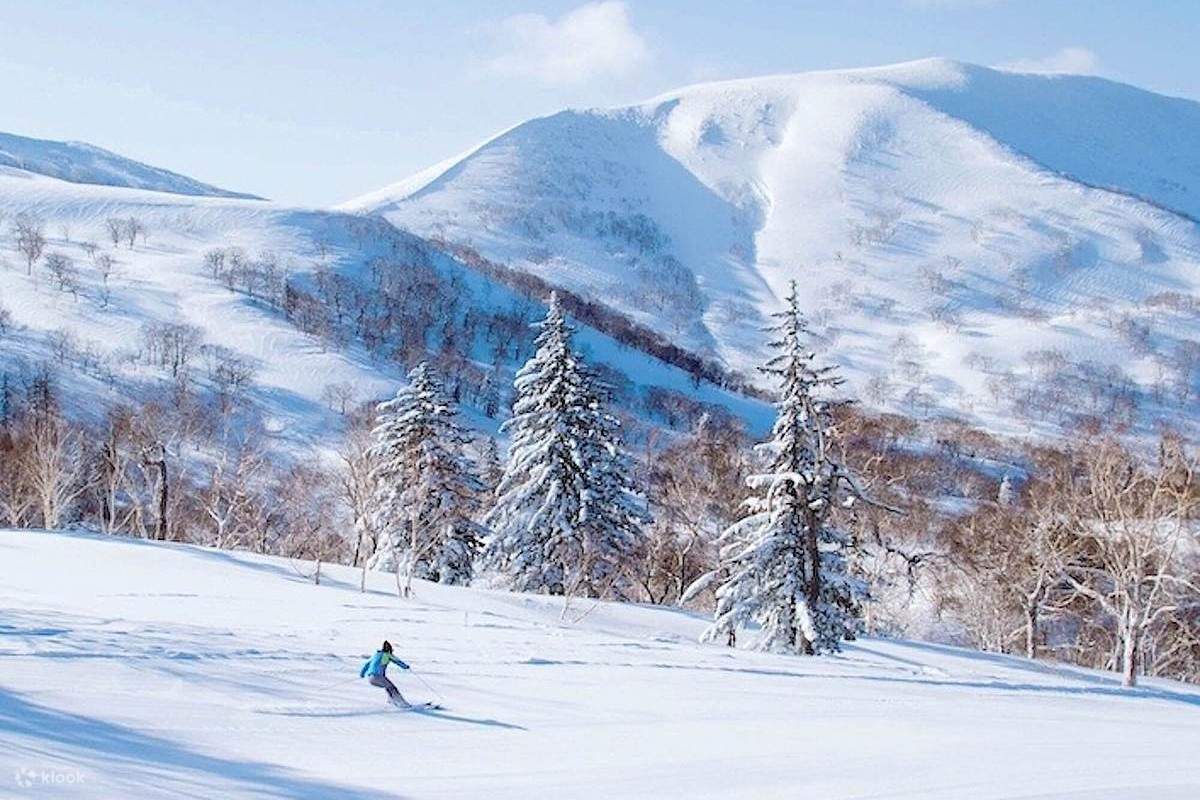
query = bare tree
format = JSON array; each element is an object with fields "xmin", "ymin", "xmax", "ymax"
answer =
[
  {"xmin": 640, "ymin": 416, "xmax": 747, "ymax": 606},
  {"xmin": 47, "ymin": 329, "xmax": 78, "ymax": 366},
  {"xmin": 337, "ymin": 421, "xmax": 380, "ymax": 590},
  {"xmin": 104, "ymin": 217, "xmax": 124, "ymax": 246},
  {"xmin": 108, "ymin": 397, "xmax": 208, "ymax": 543},
  {"xmin": 140, "ymin": 441, "xmax": 170, "ymax": 541},
  {"xmin": 141, "ymin": 321, "xmax": 203, "ymax": 378},
  {"xmin": 0, "ymin": 424, "xmax": 36, "ymax": 526},
  {"xmin": 203, "ymin": 248, "xmax": 227, "ymax": 279},
  {"xmin": 124, "ymin": 217, "xmax": 146, "ymax": 249},
  {"xmin": 92, "ymin": 407, "xmax": 139, "ymax": 534},
  {"xmin": 20, "ymin": 414, "xmax": 86, "ymax": 529},
  {"xmin": 122, "ymin": 401, "xmax": 195, "ymax": 542},
  {"xmin": 44, "ymin": 253, "xmax": 81, "ymax": 298},
  {"xmin": 1056, "ymin": 438, "xmax": 1200, "ymax": 687},
  {"xmin": 948, "ymin": 475, "xmax": 1072, "ymax": 659},
  {"xmin": 1169, "ymin": 340, "xmax": 1200, "ymax": 404},
  {"xmin": 200, "ymin": 440, "xmax": 266, "ymax": 548},
  {"xmin": 95, "ymin": 253, "xmax": 117, "ymax": 308},
  {"xmin": 322, "ymin": 382, "xmax": 356, "ymax": 415},
  {"xmin": 275, "ymin": 465, "xmax": 345, "ymax": 582},
  {"xmin": 201, "ymin": 345, "xmax": 257, "ymax": 412},
  {"xmin": 14, "ymin": 213, "xmax": 46, "ymax": 275}
]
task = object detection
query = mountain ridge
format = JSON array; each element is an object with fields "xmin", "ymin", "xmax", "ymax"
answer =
[
  {"xmin": 347, "ymin": 58, "xmax": 1200, "ymax": 221},
  {"xmin": 346, "ymin": 58, "xmax": 1200, "ymax": 440},
  {"xmin": 0, "ymin": 130, "xmax": 262, "ymax": 200}
]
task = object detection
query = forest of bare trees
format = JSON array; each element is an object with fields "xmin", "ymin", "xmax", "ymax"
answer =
[{"xmin": 941, "ymin": 436, "xmax": 1200, "ymax": 686}]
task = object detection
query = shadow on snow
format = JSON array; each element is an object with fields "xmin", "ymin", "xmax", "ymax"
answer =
[{"xmin": 0, "ymin": 687, "xmax": 402, "ymax": 799}]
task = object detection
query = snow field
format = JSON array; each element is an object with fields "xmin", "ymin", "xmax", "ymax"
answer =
[{"xmin": 2, "ymin": 528, "xmax": 1198, "ymax": 799}]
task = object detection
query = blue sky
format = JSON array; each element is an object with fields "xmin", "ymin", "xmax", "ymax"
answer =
[{"xmin": 2, "ymin": 0, "xmax": 1195, "ymax": 206}]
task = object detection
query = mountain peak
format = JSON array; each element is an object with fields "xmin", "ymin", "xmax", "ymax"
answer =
[
  {"xmin": 0, "ymin": 131, "xmax": 263, "ymax": 200},
  {"xmin": 344, "ymin": 60, "xmax": 1200, "ymax": 437}
]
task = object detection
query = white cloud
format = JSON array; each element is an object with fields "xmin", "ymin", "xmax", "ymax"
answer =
[
  {"xmin": 998, "ymin": 46, "xmax": 1101, "ymax": 75},
  {"xmin": 482, "ymin": 1, "xmax": 651, "ymax": 87}
]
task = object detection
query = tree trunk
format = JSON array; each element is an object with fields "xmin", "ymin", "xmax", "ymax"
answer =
[
  {"xmin": 1122, "ymin": 626, "xmax": 1140, "ymax": 688},
  {"xmin": 1024, "ymin": 603, "xmax": 1038, "ymax": 660},
  {"xmin": 41, "ymin": 494, "xmax": 57, "ymax": 531},
  {"xmin": 102, "ymin": 487, "xmax": 114, "ymax": 533},
  {"xmin": 154, "ymin": 458, "xmax": 168, "ymax": 541},
  {"xmin": 802, "ymin": 510, "xmax": 822, "ymax": 655},
  {"xmin": 100, "ymin": 434, "xmax": 116, "ymax": 533}
]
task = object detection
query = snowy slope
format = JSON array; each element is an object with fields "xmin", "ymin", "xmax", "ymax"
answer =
[
  {"xmin": 0, "ymin": 166, "xmax": 769, "ymax": 455},
  {"xmin": 2, "ymin": 527, "xmax": 1198, "ymax": 799},
  {"xmin": 348, "ymin": 58, "xmax": 1200, "ymax": 438},
  {"xmin": 0, "ymin": 169, "xmax": 399, "ymax": 449},
  {"xmin": 0, "ymin": 131, "xmax": 259, "ymax": 199}
]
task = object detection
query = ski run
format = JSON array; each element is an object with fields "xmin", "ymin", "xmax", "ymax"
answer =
[{"xmin": 2, "ymin": 528, "xmax": 1199, "ymax": 799}]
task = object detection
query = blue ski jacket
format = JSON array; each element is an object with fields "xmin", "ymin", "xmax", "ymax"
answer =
[{"xmin": 360, "ymin": 650, "xmax": 409, "ymax": 678}]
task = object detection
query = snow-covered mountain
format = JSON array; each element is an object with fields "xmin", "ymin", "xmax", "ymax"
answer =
[
  {"xmin": 0, "ymin": 131, "xmax": 260, "ymax": 199},
  {"xmin": 347, "ymin": 58, "xmax": 1200, "ymax": 439},
  {"xmin": 0, "ymin": 153, "xmax": 767, "ymax": 458},
  {"xmin": 4, "ymin": 527, "xmax": 1198, "ymax": 799}
]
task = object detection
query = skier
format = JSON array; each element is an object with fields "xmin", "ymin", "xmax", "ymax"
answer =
[{"xmin": 360, "ymin": 640, "xmax": 411, "ymax": 708}]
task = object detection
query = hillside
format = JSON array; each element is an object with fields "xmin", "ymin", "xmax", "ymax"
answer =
[
  {"xmin": 348, "ymin": 58, "xmax": 1200, "ymax": 440},
  {"xmin": 0, "ymin": 163, "xmax": 768, "ymax": 459},
  {"xmin": 0, "ymin": 131, "xmax": 260, "ymax": 199},
  {"xmin": 2, "ymin": 527, "xmax": 1198, "ymax": 799}
]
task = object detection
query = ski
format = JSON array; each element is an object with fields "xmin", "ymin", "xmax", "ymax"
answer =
[
  {"xmin": 392, "ymin": 701, "xmax": 444, "ymax": 712},
  {"xmin": 412, "ymin": 701, "xmax": 445, "ymax": 711}
]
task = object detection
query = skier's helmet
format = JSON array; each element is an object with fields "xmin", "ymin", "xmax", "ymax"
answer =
[{"xmin": 382, "ymin": 640, "xmax": 393, "ymax": 653}]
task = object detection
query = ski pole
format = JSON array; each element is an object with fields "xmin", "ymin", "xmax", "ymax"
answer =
[
  {"xmin": 408, "ymin": 668, "xmax": 447, "ymax": 703},
  {"xmin": 312, "ymin": 674, "xmax": 361, "ymax": 693}
]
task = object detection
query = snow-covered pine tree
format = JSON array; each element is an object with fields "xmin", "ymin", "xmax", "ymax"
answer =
[
  {"xmin": 367, "ymin": 362, "xmax": 486, "ymax": 589},
  {"xmin": 690, "ymin": 280, "xmax": 867, "ymax": 654},
  {"xmin": 575, "ymin": 395, "xmax": 648, "ymax": 596},
  {"xmin": 477, "ymin": 436, "xmax": 503, "ymax": 494},
  {"xmin": 484, "ymin": 293, "xmax": 646, "ymax": 597}
]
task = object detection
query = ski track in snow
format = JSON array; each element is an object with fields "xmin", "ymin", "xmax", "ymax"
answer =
[{"xmin": 1, "ymin": 528, "xmax": 1198, "ymax": 799}]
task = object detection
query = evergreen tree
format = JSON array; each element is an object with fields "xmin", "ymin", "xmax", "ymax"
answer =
[
  {"xmin": 368, "ymin": 362, "xmax": 486, "ymax": 589},
  {"xmin": 576, "ymin": 400, "xmax": 647, "ymax": 595},
  {"xmin": 484, "ymin": 293, "xmax": 646, "ymax": 596},
  {"xmin": 692, "ymin": 281, "xmax": 867, "ymax": 654},
  {"xmin": 478, "ymin": 436, "xmax": 504, "ymax": 494}
]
